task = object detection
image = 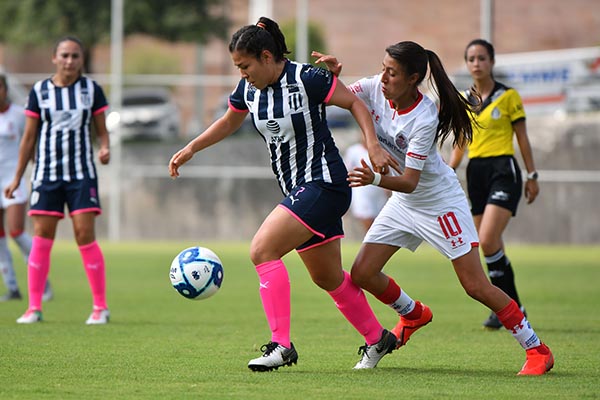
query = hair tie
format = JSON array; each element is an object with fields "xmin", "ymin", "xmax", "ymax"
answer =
[{"xmin": 256, "ymin": 22, "xmax": 266, "ymax": 29}]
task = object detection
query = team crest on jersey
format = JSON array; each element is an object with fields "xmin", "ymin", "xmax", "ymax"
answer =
[
  {"xmin": 395, "ymin": 133, "xmax": 408, "ymax": 151},
  {"xmin": 80, "ymin": 89, "xmax": 92, "ymax": 107},
  {"xmin": 491, "ymin": 107, "xmax": 501, "ymax": 119},
  {"xmin": 348, "ymin": 82, "xmax": 363, "ymax": 94},
  {"xmin": 288, "ymin": 92, "xmax": 303, "ymax": 112}
]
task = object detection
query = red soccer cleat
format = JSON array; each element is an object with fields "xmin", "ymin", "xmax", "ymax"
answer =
[
  {"xmin": 518, "ymin": 343, "xmax": 554, "ymax": 375},
  {"xmin": 391, "ymin": 301, "xmax": 433, "ymax": 349}
]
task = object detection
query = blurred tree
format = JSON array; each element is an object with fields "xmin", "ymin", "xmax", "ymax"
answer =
[
  {"xmin": 280, "ymin": 20, "xmax": 327, "ymax": 66},
  {"xmin": 0, "ymin": 0, "xmax": 230, "ymax": 72}
]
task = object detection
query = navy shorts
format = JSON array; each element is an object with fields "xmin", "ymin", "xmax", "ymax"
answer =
[
  {"xmin": 279, "ymin": 180, "xmax": 351, "ymax": 251},
  {"xmin": 29, "ymin": 179, "xmax": 102, "ymax": 218},
  {"xmin": 466, "ymin": 156, "xmax": 522, "ymax": 216}
]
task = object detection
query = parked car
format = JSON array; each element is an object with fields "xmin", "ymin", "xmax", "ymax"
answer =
[{"xmin": 107, "ymin": 87, "xmax": 181, "ymax": 141}]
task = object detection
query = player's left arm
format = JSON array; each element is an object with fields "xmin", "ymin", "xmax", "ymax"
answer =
[
  {"xmin": 513, "ymin": 119, "xmax": 539, "ymax": 204},
  {"xmin": 329, "ymin": 82, "xmax": 399, "ymax": 174},
  {"xmin": 93, "ymin": 112, "xmax": 110, "ymax": 165}
]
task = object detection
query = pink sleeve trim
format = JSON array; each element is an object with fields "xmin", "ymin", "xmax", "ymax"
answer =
[
  {"xmin": 93, "ymin": 105, "xmax": 109, "ymax": 116},
  {"xmin": 277, "ymin": 204, "xmax": 325, "ymax": 238},
  {"xmin": 228, "ymin": 99, "xmax": 249, "ymax": 113},
  {"xmin": 28, "ymin": 210, "xmax": 65, "ymax": 219},
  {"xmin": 25, "ymin": 110, "xmax": 40, "ymax": 118},
  {"xmin": 324, "ymin": 75, "xmax": 338, "ymax": 104}
]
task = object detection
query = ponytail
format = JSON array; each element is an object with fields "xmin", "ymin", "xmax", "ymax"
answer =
[
  {"xmin": 229, "ymin": 17, "xmax": 290, "ymax": 62},
  {"xmin": 426, "ymin": 49, "xmax": 475, "ymax": 149},
  {"xmin": 385, "ymin": 41, "xmax": 477, "ymax": 149}
]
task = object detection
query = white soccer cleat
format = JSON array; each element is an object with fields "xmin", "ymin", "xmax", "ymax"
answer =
[
  {"xmin": 353, "ymin": 329, "xmax": 396, "ymax": 369},
  {"xmin": 86, "ymin": 308, "xmax": 110, "ymax": 325},
  {"xmin": 248, "ymin": 342, "xmax": 298, "ymax": 372},
  {"xmin": 16, "ymin": 309, "xmax": 43, "ymax": 324}
]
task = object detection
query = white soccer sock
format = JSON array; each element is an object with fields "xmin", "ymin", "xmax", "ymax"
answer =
[
  {"xmin": 389, "ymin": 289, "xmax": 416, "ymax": 316},
  {"xmin": 0, "ymin": 237, "xmax": 18, "ymax": 292},
  {"xmin": 509, "ymin": 316, "xmax": 542, "ymax": 350},
  {"xmin": 12, "ymin": 232, "xmax": 32, "ymax": 263}
]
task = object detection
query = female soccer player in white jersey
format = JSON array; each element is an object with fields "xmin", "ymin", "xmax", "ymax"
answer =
[
  {"xmin": 4, "ymin": 36, "xmax": 110, "ymax": 325},
  {"xmin": 313, "ymin": 42, "xmax": 553, "ymax": 375},
  {"xmin": 0, "ymin": 74, "xmax": 54, "ymax": 302},
  {"xmin": 169, "ymin": 17, "xmax": 398, "ymax": 371}
]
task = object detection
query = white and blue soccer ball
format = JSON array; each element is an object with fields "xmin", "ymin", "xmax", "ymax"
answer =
[{"xmin": 169, "ymin": 246, "xmax": 224, "ymax": 300}]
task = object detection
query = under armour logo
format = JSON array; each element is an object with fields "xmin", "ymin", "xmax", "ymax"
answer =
[
  {"xmin": 511, "ymin": 322, "xmax": 524, "ymax": 335},
  {"xmin": 260, "ymin": 281, "xmax": 269, "ymax": 289}
]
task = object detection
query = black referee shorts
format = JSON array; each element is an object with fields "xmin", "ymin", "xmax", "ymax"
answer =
[{"xmin": 466, "ymin": 156, "xmax": 522, "ymax": 216}]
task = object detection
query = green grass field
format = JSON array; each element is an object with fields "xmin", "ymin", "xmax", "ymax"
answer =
[{"xmin": 0, "ymin": 241, "xmax": 598, "ymax": 399}]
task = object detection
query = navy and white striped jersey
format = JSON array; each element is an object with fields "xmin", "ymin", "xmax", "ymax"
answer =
[
  {"xmin": 228, "ymin": 60, "xmax": 347, "ymax": 196},
  {"xmin": 25, "ymin": 76, "xmax": 108, "ymax": 182}
]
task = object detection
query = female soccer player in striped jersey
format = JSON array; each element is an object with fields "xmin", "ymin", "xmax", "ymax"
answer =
[
  {"xmin": 313, "ymin": 42, "xmax": 553, "ymax": 375},
  {"xmin": 169, "ymin": 17, "xmax": 399, "ymax": 371},
  {"xmin": 4, "ymin": 36, "xmax": 110, "ymax": 325},
  {"xmin": 449, "ymin": 39, "xmax": 539, "ymax": 330}
]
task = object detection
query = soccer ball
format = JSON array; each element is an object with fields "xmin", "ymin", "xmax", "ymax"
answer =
[{"xmin": 169, "ymin": 246, "xmax": 224, "ymax": 300}]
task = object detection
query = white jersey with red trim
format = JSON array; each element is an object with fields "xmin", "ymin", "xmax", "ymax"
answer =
[
  {"xmin": 348, "ymin": 74, "xmax": 464, "ymax": 208},
  {"xmin": 0, "ymin": 103, "xmax": 26, "ymax": 172}
]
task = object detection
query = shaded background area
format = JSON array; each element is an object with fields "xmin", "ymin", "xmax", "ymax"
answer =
[{"xmin": 0, "ymin": 0, "xmax": 598, "ymax": 243}]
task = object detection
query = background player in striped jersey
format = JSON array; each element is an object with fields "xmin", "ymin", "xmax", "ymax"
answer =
[
  {"xmin": 449, "ymin": 39, "xmax": 539, "ymax": 330},
  {"xmin": 343, "ymin": 135, "xmax": 390, "ymax": 232},
  {"xmin": 313, "ymin": 41, "xmax": 553, "ymax": 375},
  {"xmin": 169, "ymin": 17, "xmax": 399, "ymax": 371},
  {"xmin": 0, "ymin": 74, "xmax": 53, "ymax": 302},
  {"xmin": 4, "ymin": 36, "xmax": 110, "ymax": 325}
]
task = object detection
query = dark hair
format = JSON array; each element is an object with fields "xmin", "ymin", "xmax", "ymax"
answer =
[
  {"xmin": 385, "ymin": 41, "xmax": 475, "ymax": 149},
  {"xmin": 53, "ymin": 35, "xmax": 85, "ymax": 55},
  {"xmin": 228, "ymin": 17, "xmax": 290, "ymax": 62},
  {"xmin": 464, "ymin": 38, "xmax": 495, "ymax": 62},
  {"xmin": 0, "ymin": 74, "xmax": 7, "ymax": 89}
]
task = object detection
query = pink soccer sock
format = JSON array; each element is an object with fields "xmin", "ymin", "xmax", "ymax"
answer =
[
  {"xmin": 255, "ymin": 260, "xmax": 291, "ymax": 348},
  {"xmin": 328, "ymin": 271, "xmax": 383, "ymax": 345},
  {"xmin": 28, "ymin": 236, "xmax": 54, "ymax": 311},
  {"xmin": 80, "ymin": 241, "xmax": 107, "ymax": 310}
]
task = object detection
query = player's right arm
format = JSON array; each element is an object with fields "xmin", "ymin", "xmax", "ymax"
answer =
[
  {"xmin": 448, "ymin": 145, "xmax": 466, "ymax": 170},
  {"xmin": 168, "ymin": 108, "xmax": 247, "ymax": 178},
  {"xmin": 4, "ymin": 115, "xmax": 39, "ymax": 199}
]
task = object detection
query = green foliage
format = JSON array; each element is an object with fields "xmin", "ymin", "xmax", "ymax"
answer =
[
  {"xmin": 123, "ymin": 43, "xmax": 182, "ymax": 75},
  {"xmin": 0, "ymin": 0, "xmax": 229, "ymax": 49},
  {"xmin": 123, "ymin": 0, "xmax": 229, "ymax": 43},
  {"xmin": 280, "ymin": 20, "xmax": 327, "ymax": 66},
  {"xmin": 0, "ymin": 241, "xmax": 598, "ymax": 399},
  {"xmin": 0, "ymin": 0, "xmax": 110, "ymax": 48}
]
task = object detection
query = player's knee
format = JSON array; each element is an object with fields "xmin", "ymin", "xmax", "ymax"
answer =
[
  {"xmin": 350, "ymin": 264, "xmax": 370, "ymax": 288},
  {"xmin": 462, "ymin": 279, "xmax": 488, "ymax": 302},
  {"xmin": 249, "ymin": 240, "xmax": 272, "ymax": 265},
  {"xmin": 478, "ymin": 237, "xmax": 501, "ymax": 256},
  {"xmin": 9, "ymin": 229, "xmax": 24, "ymax": 239}
]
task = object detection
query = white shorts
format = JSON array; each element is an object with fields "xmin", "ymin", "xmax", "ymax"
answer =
[
  {"xmin": 350, "ymin": 185, "xmax": 389, "ymax": 220},
  {"xmin": 363, "ymin": 193, "xmax": 479, "ymax": 260},
  {"xmin": 0, "ymin": 173, "xmax": 28, "ymax": 209}
]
